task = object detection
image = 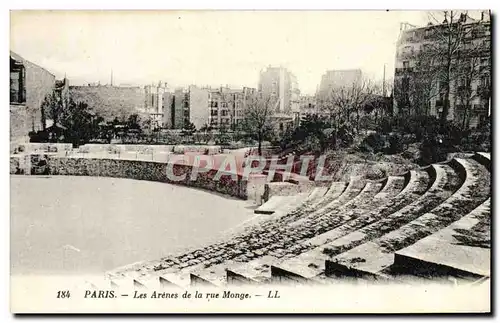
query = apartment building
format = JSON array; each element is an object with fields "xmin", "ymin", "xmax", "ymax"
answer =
[
  {"xmin": 173, "ymin": 88, "xmax": 190, "ymax": 129},
  {"xmin": 393, "ymin": 11, "xmax": 491, "ymax": 128},
  {"xmin": 10, "ymin": 51, "xmax": 56, "ymax": 144},
  {"xmin": 317, "ymin": 69, "xmax": 362, "ymax": 99},
  {"xmin": 206, "ymin": 86, "xmax": 257, "ymax": 130},
  {"xmin": 258, "ymin": 66, "xmax": 300, "ymax": 114},
  {"xmin": 144, "ymin": 82, "xmax": 168, "ymax": 129},
  {"xmin": 189, "ymin": 85, "xmax": 210, "ymax": 130}
]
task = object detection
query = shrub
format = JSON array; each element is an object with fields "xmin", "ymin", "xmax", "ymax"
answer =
[
  {"xmin": 360, "ymin": 133, "xmax": 385, "ymax": 153},
  {"xmin": 385, "ymin": 133, "xmax": 405, "ymax": 155}
]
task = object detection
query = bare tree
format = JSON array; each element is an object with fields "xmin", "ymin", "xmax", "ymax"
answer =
[
  {"xmin": 453, "ymin": 23, "xmax": 491, "ymax": 129},
  {"xmin": 393, "ymin": 10, "xmax": 490, "ymax": 127},
  {"xmin": 394, "ymin": 49, "xmax": 440, "ymax": 117},
  {"xmin": 321, "ymin": 79, "xmax": 380, "ymax": 134},
  {"xmin": 427, "ymin": 10, "xmax": 475, "ymax": 124},
  {"xmin": 241, "ymin": 94, "xmax": 276, "ymax": 156}
]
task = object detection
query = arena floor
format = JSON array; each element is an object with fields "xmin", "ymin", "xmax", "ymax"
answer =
[{"xmin": 10, "ymin": 175, "xmax": 255, "ymax": 275}]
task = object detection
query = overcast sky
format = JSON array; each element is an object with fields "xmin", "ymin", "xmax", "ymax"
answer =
[{"xmin": 9, "ymin": 10, "xmax": 476, "ymax": 94}]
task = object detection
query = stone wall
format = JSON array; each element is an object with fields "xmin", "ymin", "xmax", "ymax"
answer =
[
  {"xmin": 44, "ymin": 156, "xmax": 248, "ymax": 199},
  {"xmin": 10, "ymin": 156, "xmax": 21, "ymax": 174},
  {"xmin": 23, "ymin": 56, "xmax": 56, "ymax": 133},
  {"xmin": 10, "ymin": 104, "xmax": 28, "ymax": 146},
  {"xmin": 69, "ymin": 86, "xmax": 145, "ymax": 120}
]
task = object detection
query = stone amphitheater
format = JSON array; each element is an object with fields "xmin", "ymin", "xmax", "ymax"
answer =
[{"xmin": 107, "ymin": 151, "xmax": 491, "ymax": 288}]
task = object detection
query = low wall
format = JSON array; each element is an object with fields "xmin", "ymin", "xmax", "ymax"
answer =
[
  {"xmin": 14, "ymin": 143, "xmax": 73, "ymax": 154},
  {"xmin": 172, "ymin": 145, "xmax": 221, "ymax": 155},
  {"xmin": 45, "ymin": 157, "xmax": 248, "ymax": 199},
  {"xmin": 10, "ymin": 155, "xmax": 21, "ymax": 174}
]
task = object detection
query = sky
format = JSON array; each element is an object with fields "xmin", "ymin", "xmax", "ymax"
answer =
[{"xmin": 10, "ymin": 10, "xmax": 460, "ymax": 95}]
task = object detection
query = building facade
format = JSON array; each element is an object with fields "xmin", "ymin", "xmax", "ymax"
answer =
[
  {"xmin": 162, "ymin": 92, "xmax": 175, "ymax": 129},
  {"xmin": 258, "ymin": 66, "xmax": 300, "ymax": 115},
  {"xmin": 299, "ymin": 94, "xmax": 319, "ymax": 116},
  {"xmin": 10, "ymin": 51, "xmax": 56, "ymax": 145},
  {"xmin": 393, "ymin": 11, "xmax": 491, "ymax": 128},
  {"xmin": 189, "ymin": 85, "xmax": 210, "ymax": 130},
  {"xmin": 144, "ymin": 82, "xmax": 168, "ymax": 129},
  {"xmin": 206, "ymin": 86, "xmax": 257, "ymax": 130},
  {"xmin": 69, "ymin": 84, "xmax": 145, "ymax": 121},
  {"xmin": 173, "ymin": 88, "xmax": 190, "ymax": 129},
  {"xmin": 317, "ymin": 69, "xmax": 363, "ymax": 99}
]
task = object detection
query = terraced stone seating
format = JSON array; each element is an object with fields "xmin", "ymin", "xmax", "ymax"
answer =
[
  {"xmin": 107, "ymin": 153, "xmax": 490, "ymax": 288},
  {"xmin": 391, "ymin": 198, "xmax": 490, "ymax": 280}
]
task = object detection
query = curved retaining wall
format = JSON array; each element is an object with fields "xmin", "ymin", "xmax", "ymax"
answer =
[{"xmin": 11, "ymin": 155, "xmax": 248, "ymax": 199}]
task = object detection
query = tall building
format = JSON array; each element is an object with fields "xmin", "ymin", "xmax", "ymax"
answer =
[
  {"xmin": 173, "ymin": 88, "xmax": 190, "ymax": 129},
  {"xmin": 206, "ymin": 86, "xmax": 257, "ymax": 130},
  {"xmin": 393, "ymin": 11, "xmax": 491, "ymax": 128},
  {"xmin": 144, "ymin": 81, "xmax": 168, "ymax": 129},
  {"xmin": 317, "ymin": 69, "xmax": 363, "ymax": 99},
  {"xmin": 234, "ymin": 87, "xmax": 257, "ymax": 129},
  {"xmin": 10, "ymin": 51, "xmax": 56, "ymax": 144},
  {"xmin": 162, "ymin": 92, "xmax": 174, "ymax": 129},
  {"xmin": 189, "ymin": 85, "xmax": 210, "ymax": 130},
  {"xmin": 258, "ymin": 66, "xmax": 300, "ymax": 115}
]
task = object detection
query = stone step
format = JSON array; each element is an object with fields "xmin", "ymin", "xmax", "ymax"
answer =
[
  {"xmin": 301, "ymin": 171, "xmax": 429, "ymax": 250},
  {"xmin": 331, "ymin": 158, "xmax": 489, "ymax": 276},
  {"xmin": 254, "ymin": 195, "xmax": 297, "ymax": 215},
  {"xmin": 391, "ymin": 200, "xmax": 490, "ymax": 279},
  {"xmin": 291, "ymin": 177, "xmax": 366, "ymax": 227},
  {"xmin": 269, "ymin": 264, "xmax": 326, "ymax": 285},
  {"xmin": 324, "ymin": 259, "xmax": 394, "ymax": 281},
  {"xmin": 473, "ymin": 152, "xmax": 491, "ymax": 171},
  {"xmin": 280, "ymin": 182, "xmax": 346, "ymax": 224},
  {"xmin": 273, "ymin": 192, "xmax": 310, "ymax": 216},
  {"xmin": 269, "ymin": 254, "xmax": 325, "ymax": 284},
  {"xmin": 304, "ymin": 186, "xmax": 329, "ymax": 204},
  {"xmin": 264, "ymin": 171, "xmax": 434, "ymax": 281},
  {"xmin": 320, "ymin": 163, "xmax": 458, "ymax": 260},
  {"xmin": 189, "ymin": 264, "xmax": 229, "ymax": 287},
  {"xmin": 307, "ymin": 182, "xmax": 348, "ymax": 212},
  {"xmin": 158, "ymin": 273, "xmax": 191, "ymax": 288},
  {"xmin": 372, "ymin": 176, "xmax": 406, "ymax": 201},
  {"xmin": 225, "ymin": 256, "xmax": 278, "ymax": 285}
]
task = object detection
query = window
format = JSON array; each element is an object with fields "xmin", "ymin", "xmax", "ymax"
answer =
[
  {"xmin": 480, "ymin": 75, "xmax": 490, "ymax": 88},
  {"xmin": 10, "ymin": 61, "xmax": 26, "ymax": 104},
  {"xmin": 402, "ymin": 77, "xmax": 410, "ymax": 91}
]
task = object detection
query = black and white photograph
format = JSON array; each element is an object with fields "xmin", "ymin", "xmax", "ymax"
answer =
[{"xmin": 8, "ymin": 9, "xmax": 492, "ymax": 313}]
